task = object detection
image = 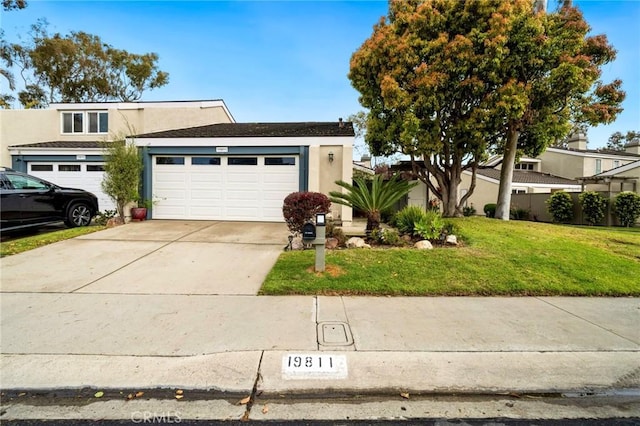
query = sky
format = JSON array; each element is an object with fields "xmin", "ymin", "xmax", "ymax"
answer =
[{"xmin": 1, "ymin": 0, "xmax": 639, "ymax": 158}]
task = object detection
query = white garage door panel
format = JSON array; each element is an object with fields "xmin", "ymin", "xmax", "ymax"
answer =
[
  {"xmin": 28, "ymin": 163, "xmax": 115, "ymax": 212},
  {"xmin": 152, "ymin": 155, "xmax": 298, "ymax": 222}
]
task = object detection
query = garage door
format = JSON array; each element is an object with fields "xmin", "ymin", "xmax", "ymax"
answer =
[
  {"xmin": 152, "ymin": 155, "xmax": 299, "ymax": 222},
  {"xmin": 28, "ymin": 162, "xmax": 115, "ymax": 211}
]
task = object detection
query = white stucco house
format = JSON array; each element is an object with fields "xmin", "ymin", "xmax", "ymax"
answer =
[{"xmin": 1, "ymin": 100, "xmax": 355, "ymax": 223}]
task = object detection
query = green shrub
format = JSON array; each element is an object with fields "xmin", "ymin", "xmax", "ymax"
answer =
[
  {"xmin": 326, "ymin": 221, "xmax": 347, "ymax": 247},
  {"xmin": 579, "ymin": 191, "xmax": 608, "ymax": 226},
  {"xmin": 442, "ymin": 219, "xmax": 460, "ymax": 237},
  {"xmin": 613, "ymin": 191, "xmax": 640, "ymax": 227},
  {"xmin": 414, "ymin": 210, "xmax": 445, "ymax": 240},
  {"xmin": 546, "ymin": 191, "xmax": 574, "ymax": 223},
  {"xmin": 94, "ymin": 209, "xmax": 117, "ymax": 226},
  {"xmin": 282, "ymin": 192, "xmax": 331, "ymax": 234},
  {"xmin": 510, "ymin": 206, "xmax": 530, "ymax": 221},
  {"xmin": 463, "ymin": 205, "xmax": 477, "ymax": 217},
  {"xmin": 483, "ymin": 203, "xmax": 496, "ymax": 218},
  {"xmin": 370, "ymin": 228, "xmax": 403, "ymax": 246},
  {"xmin": 394, "ymin": 205, "xmax": 428, "ymax": 235}
]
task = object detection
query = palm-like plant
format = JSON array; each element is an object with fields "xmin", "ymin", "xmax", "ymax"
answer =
[{"xmin": 330, "ymin": 175, "xmax": 418, "ymax": 232}]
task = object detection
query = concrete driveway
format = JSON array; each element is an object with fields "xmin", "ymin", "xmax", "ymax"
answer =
[{"xmin": 0, "ymin": 220, "xmax": 289, "ymax": 295}]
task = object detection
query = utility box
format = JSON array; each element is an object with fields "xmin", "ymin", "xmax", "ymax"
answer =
[{"xmin": 302, "ymin": 222, "xmax": 316, "ymax": 241}]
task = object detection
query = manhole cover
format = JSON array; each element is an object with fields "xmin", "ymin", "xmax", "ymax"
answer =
[{"xmin": 318, "ymin": 321, "xmax": 353, "ymax": 346}]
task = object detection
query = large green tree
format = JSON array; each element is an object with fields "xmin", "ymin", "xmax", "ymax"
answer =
[
  {"xmin": 2, "ymin": 22, "xmax": 169, "ymax": 108},
  {"xmin": 349, "ymin": 0, "xmax": 532, "ymax": 217},
  {"xmin": 493, "ymin": 1, "xmax": 624, "ymax": 220},
  {"xmin": 349, "ymin": 0, "xmax": 623, "ymax": 218}
]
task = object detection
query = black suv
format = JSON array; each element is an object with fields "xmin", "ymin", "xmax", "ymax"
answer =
[{"xmin": 0, "ymin": 168, "xmax": 99, "ymax": 232}]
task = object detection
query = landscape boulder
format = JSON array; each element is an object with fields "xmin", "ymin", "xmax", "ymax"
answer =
[
  {"xmin": 347, "ymin": 237, "xmax": 371, "ymax": 249},
  {"xmin": 445, "ymin": 235, "xmax": 458, "ymax": 246},
  {"xmin": 325, "ymin": 237, "xmax": 339, "ymax": 249},
  {"xmin": 414, "ymin": 240, "xmax": 433, "ymax": 250},
  {"xmin": 291, "ymin": 236, "xmax": 305, "ymax": 251}
]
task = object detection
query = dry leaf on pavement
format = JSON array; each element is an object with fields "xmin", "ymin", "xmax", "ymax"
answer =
[
  {"xmin": 238, "ymin": 396, "xmax": 251, "ymax": 405},
  {"xmin": 400, "ymin": 392, "xmax": 410, "ymax": 399},
  {"xmin": 262, "ymin": 405, "xmax": 269, "ymax": 414}
]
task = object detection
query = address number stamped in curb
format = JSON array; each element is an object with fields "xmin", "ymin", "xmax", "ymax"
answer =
[{"xmin": 282, "ymin": 354, "xmax": 348, "ymax": 380}]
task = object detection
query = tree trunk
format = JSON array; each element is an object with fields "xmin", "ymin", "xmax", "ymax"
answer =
[
  {"xmin": 366, "ymin": 210, "xmax": 381, "ymax": 232},
  {"xmin": 441, "ymin": 182, "xmax": 462, "ymax": 217},
  {"xmin": 495, "ymin": 127, "xmax": 520, "ymax": 220}
]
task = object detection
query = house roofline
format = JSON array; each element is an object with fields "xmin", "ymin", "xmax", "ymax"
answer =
[{"xmin": 545, "ymin": 146, "xmax": 640, "ymax": 160}]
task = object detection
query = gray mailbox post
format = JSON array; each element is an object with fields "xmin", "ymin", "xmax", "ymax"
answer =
[{"xmin": 314, "ymin": 213, "xmax": 326, "ymax": 272}]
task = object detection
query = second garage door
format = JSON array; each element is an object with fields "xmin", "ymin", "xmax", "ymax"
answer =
[{"xmin": 152, "ymin": 155, "xmax": 299, "ymax": 222}]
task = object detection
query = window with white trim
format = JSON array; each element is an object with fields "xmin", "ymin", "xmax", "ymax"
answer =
[
  {"xmin": 61, "ymin": 111, "xmax": 108, "ymax": 134},
  {"xmin": 514, "ymin": 162, "xmax": 534, "ymax": 170},
  {"xmin": 595, "ymin": 159, "xmax": 602, "ymax": 174}
]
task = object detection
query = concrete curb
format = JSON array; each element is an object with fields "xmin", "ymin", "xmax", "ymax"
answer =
[{"xmin": 2, "ymin": 351, "xmax": 639, "ymax": 396}]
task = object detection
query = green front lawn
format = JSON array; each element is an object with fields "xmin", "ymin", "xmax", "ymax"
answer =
[
  {"xmin": 261, "ymin": 217, "xmax": 640, "ymax": 296},
  {"xmin": 0, "ymin": 225, "xmax": 105, "ymax": 257}
]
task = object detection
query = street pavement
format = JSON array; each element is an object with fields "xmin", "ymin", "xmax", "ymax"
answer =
[{"xmin": 0, "ymin": 220, "xmax": 639, "ymax": 421}]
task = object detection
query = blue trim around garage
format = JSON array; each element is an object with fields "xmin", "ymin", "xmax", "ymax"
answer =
[
  {"xmin": 140, "ymin": 146, "xmax": 310, "ymax": 202},
  {"xmin": 11, "ymin": 154, "xmax": 105, "ymax": 173}
]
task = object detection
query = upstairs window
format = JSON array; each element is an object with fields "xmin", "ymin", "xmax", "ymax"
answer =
[
  {"xmin": 62, "ymin": 112, "xmax": 84, "ymax": 134},
  {"xmin": 88, "ymin": 112, "xmax": 108, "ymax": 133},
  {"xmin": 61, "ymin": 111, "xmax": 108, "ymax": 134},
  {"xmin": 595, "ymin": 159, "xmax": 602, "ymax": 174}
]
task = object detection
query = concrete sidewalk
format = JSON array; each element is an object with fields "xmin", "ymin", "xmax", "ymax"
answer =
[{"xmin": 1, "ymin": 294, "xmax": 638, "ymax": 396}]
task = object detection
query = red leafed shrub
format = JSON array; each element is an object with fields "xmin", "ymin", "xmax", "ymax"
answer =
[{"xmin": 282, "ymin": 192, "xmax": 331, "ymax": 233}]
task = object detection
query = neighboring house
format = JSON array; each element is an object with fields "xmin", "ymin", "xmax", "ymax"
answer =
[
  {"xmin": 538, "ymin": 133, "xmax": 640, "ymax": 183},
  {"xmin": 391, "ymin": 159, "xmax": 581, "ymax": 213},
  {"xmin": 353, "ymin": 154, "xmax": 375, "ymax": 178},
  {"xmin": 132, "ymin": 121, "xmax": 354, "ymax": 223},
  {"xmin": 577, "ymin": 159, "xmax": 640, "ymax": 194},
  {"xmin": 390, "ymin": 133, "xmax": 640, "ymax": 215},
  {"xmin": 2, "ymin": 100, "xmax": 235, "ymax": 210}
]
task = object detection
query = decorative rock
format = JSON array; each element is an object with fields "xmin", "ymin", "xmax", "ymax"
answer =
[
  {"xmin": 414, "ymin": 240, "xmax": 433, "ymax": 250},
  {"xmin": 291, "ymin": 236, "xmax": 305, "ymax": 251},
  {"xmin": 106, "ymin": 217, "xmax": 123, "ymax": 227},
  {"xmin": 325, "ymin": 237, "xmax": 339, "ymax": 249},
  {"xmin": 347, "ymin": 237, "xmax": 368, "ymax": 248},
  {"xmin": 445, "ymin": 235, "xmax": 458, "ymax": 246}
]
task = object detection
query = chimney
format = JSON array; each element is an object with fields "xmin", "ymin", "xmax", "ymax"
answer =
[
  {"xmin": 338, "ymin": 117, "xmax": 344, "ymax": 128},
  {"xmin": 360, "ymin": 154, "xmax": 371, "ymax": 169},
  {"xmin": 625, "ymin": 138, "xmax": 640, "ymax": 155},
  {"xmin": 534, "ymin": 0, "xmax": 547, "ymax": 13},
  {"xmin": 566, "ymin": 132, "xmax": 588, "ymax": 150}
]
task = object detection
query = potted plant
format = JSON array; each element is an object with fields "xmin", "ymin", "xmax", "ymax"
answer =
[{"xmin": 131, "ymin": 198, "xmax": 153, "ymax": 221}]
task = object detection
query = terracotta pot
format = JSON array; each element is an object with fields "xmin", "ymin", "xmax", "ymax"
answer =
[{"xmin": 130, "ymin": 207, "xmax": 147, "ymax": 221}]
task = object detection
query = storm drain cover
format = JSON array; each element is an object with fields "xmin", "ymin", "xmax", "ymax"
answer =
[{"xmin": 318, "ymin": 321, "xmax": 353, "ymax": 346}]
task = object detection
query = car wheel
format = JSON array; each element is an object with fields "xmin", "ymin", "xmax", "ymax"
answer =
[{"xmin": 66, "ymin": 203, "xmax": 93, "ymax": 227}]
